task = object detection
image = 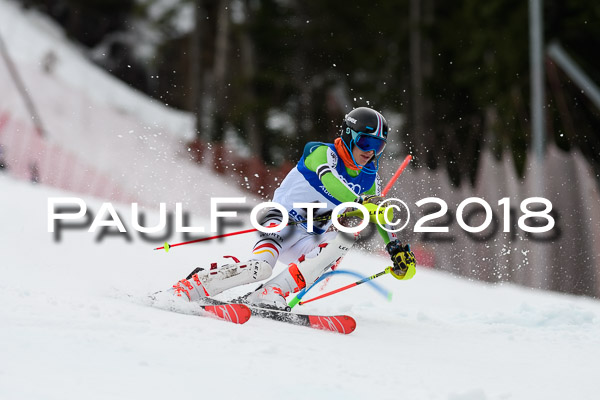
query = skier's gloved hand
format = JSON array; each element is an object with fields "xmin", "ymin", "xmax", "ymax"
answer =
[
  {"xmin": 356, "ymin": 194, "xmax": 385, "ymax": 205},
  {"xmin": 386, "ymin": 240, "xmax": 416, "ymax": 280}
]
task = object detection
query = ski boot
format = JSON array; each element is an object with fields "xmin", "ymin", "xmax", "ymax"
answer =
[
  {"xmin": 169, "ymin": 256, "xmax": 272, "ymax": 301},
  {"xmin": 244, "ymin": 232, "xmax": 356, "ymax": 310}
]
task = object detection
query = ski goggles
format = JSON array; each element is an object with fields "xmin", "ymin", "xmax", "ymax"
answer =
[{"xmin": 351, "ymin": 130, "xmax": 387, "ymax": 155}]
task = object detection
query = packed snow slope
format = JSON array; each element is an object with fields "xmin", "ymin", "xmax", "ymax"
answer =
[{"xmin": 1, "ymin": 174, "xmax": 600, "ymax": 400}]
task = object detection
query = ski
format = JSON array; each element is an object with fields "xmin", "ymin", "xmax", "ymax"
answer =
[
  {"xmin": 199, "ymin": 303, "xmax": 252, "ymax": 325},
  {"xmin": 141, "ymin": 293, "xmax": 252, "ymax": 325},
  {"xmin": 200, "ymin": 298, "xmax": 356, "ymax": 334}
]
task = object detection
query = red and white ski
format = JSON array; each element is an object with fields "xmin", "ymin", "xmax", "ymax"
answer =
[
  {"xmin": 142, "ymin": 293, "xmax": 252, "ymax": 325},
  {"xmin": 200, "ymin": 298, "xmax": 356, "ymax": 334},
  {"xmin": 200, "ymin": 303, "xmax": 252, "ymax": 325}
]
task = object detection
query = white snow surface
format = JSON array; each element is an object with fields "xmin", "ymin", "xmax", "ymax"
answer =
[{"xmin": 2, "ymin": 174, "xmax": 600, "ymax": 400}]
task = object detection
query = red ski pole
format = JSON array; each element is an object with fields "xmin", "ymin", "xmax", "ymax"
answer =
[
  {"xmin": 154, "ymin": 209, "xmax": 365, "ymax": 252},
  {"xmin": 298, "ymin": 267, "xmax": 395, "ymax": 306},
  {"xmin": 382, "ymin": 154, "xmax": 412, "ymax": 196},
  {"xmin": 154, "ymin": 228, "xmax": 261, "ymax": 252}
]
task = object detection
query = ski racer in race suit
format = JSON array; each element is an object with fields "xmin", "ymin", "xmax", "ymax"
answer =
[{"xmin": 168, "ymin": 107, "xmax": 417, "ymax": 310}]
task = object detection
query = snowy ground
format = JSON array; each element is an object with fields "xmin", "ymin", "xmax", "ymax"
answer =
[{"xmin": 2, "ymin": 174, "xmax": 600, "ymax": 400}]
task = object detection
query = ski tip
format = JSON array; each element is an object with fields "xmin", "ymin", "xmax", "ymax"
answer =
[
  {"xmin": 308, "ymin": 315, "xmax": 357, "ymax": 334},
  {"xmin": 203, "ymin": 303, "xmax": 252, "ymax": 324},
  {"xmin": 344, "ymin": 316, "xmax": 357, "ymax": 334},
  {"xmin": 238, "ymin": 304, "xmax": 252, "ymax": 324}
]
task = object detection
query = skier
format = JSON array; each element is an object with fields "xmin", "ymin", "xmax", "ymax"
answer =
[{"xmin": 168, "ymin": 107, "xmax": 416, "ymax": 310}]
